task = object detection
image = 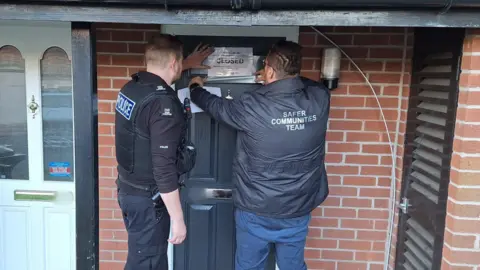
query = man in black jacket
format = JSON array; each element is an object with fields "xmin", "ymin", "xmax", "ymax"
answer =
[
  {"xmin": 188, "ymin": 40, "xmax": 330, "ymax": 270},
  {"xmin": 115, "ymin": 34, "xmax": 212, "ymax": 270}
]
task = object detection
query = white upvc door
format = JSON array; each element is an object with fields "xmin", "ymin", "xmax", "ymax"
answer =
[{"xmin": 0, "ymin": 21, "xmax": 76, "ymax": 270}]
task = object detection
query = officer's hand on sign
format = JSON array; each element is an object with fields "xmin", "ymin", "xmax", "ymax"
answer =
[
  {"xmin": 168, "ymin": 218, "xmax": 187, "ymax": 245},
  {"xmin": 188, "ymin": 76, "xmax": 206, "ymax": 91},
  {"xmin": 183, "ymin": 43, "xmax": 215, "ymax": 70}
]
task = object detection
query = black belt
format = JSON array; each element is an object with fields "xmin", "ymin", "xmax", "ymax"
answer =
[
  {"xmin": 116, "ymin": 176, "xmax": 166, "ymax": 208},
  {"xmin": 116, "ymin": 175, "xmax": 180, "ymax": 207},
  {"xmin": 116, "ymin": 175, "xmax": 156, "ymax": 198},
  {"xmin": 117, "ymin": 174, "xmax": 152, "ymax": 191}
]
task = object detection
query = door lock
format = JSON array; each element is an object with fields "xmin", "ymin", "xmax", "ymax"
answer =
[
  {"xmin": 225, "ymin": 90, "xmax": 233, "ymax": 100},
  {"xmin": 28, "ymin": 95, "xmax": 39, "ymax": 118},
  {"xmin": 397, "ymin": 197, "xmax": 411, "ymax": 214}
]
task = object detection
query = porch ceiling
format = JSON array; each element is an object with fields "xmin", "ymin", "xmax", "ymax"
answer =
[{"xmin": 2, "ymin": 3, "xmax": 480, "ymax": 28}]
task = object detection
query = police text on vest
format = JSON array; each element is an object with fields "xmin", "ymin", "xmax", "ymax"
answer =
[{"xmin": 116, "ymin": 92, "xmax": 136, "ymax": 120}]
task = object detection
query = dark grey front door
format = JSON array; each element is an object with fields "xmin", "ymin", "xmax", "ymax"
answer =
[{"xmin": 174, "ymin": 36, "xmax": 283, "ymax": 270}]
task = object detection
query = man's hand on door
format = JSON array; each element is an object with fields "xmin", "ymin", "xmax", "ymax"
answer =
[
  {"xmin": 183, "ymin": 43, "xmax": 214, "ymax": 71},
  {"xmin": 188, "ymin": 76, "xmax": 206, "ymax": 90}
]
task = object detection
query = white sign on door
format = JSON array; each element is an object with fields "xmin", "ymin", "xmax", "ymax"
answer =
[{"xmin": 204, "ymin": 47, "xmax": 255, "ymax": 77}]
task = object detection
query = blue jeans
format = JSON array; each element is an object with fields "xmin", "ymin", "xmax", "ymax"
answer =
[{"xmin": 234, "ymin": 209, "xmax": 311, "ymax": 270}]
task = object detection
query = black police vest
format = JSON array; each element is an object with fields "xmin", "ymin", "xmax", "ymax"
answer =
[{"xmin": 114, "ymin": 76, "xmax": 182, "ymax": 183}]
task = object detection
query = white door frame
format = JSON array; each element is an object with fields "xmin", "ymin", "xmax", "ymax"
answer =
[
  {"xmin": 0, "ymin": 20, "xmax": 76, "ymax": 270},
  {"xmin": 161, "ymin": 24, "xmax": 299, "ymax": 270}
]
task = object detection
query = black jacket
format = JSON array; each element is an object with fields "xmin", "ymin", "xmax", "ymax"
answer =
[
  {"xmin": 115, "ymin": 71, "xmax": 185, "ymax": 195},
  {"xmin": 191, "ymin": 76, "xmax": 330, "ymax": 218}
]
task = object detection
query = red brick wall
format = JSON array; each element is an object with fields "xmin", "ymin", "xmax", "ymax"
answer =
[
  {"xmin": 95, "ymin": 23, "xmax": 163, "ymax": 269},
  {"xmin": 299, "ymin": 26, "xmax": 411, "ymax": 270},
  {"xmin": 95, "ymin": 23, "xmax": 412, "ymax": 270},
  {"xmin": 441, "ymin": 29, "xmax": 480, "ymax": 270}
]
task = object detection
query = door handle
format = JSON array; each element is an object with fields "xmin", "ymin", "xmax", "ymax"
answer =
[
  {"xmin": 205, "ymin": 188, "xmax": 232, "ymax": 199},
  {"xmin": 27, "ymin": 95, "xmax": 39, "ymax": 119},
  {"xmin": 14, "ymin": 190, "xmax": 57, "ymax": 201}
]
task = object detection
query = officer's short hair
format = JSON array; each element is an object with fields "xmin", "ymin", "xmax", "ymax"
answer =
[
  {"xmin": 145, "ymin": 34, "xmax": 183, "ymax": 68},
  {"xmin": 266, "ymin": 40, "xmax": 303, "ymax": 78}
]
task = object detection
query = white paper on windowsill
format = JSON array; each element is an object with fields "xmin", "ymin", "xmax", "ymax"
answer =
[{"xmin": 177, "ymin": 86, "xmax": 222, "ymax": 113}]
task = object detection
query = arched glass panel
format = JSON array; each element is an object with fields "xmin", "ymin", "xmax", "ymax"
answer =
[
  {"xmin": 0, "ymin": 45, "xmax": 29, "ymax": 180},
  {"xmin": 40, "ymin": 47, "xmax": 74, "ymax": 181}
]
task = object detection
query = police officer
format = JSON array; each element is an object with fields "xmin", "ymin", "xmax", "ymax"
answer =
[
  {"xmin": 115, "ymin": 34, "xmax": 213, "ymax": 270},
  {"xmin": 188, "ymin": 40, "xmax": 330, "ymax": 270}
]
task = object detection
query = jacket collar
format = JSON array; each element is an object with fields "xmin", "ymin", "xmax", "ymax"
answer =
[
  {"xmin": 256, "ymin": 76, "xmax": 305, "ymax": 95},
  {"xmin": 132, "ymin": 71, "xmax": 175, "ymax": 94}
]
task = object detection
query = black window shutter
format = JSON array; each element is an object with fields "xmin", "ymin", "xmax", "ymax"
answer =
[{"xmin": 394, "ymin": 28, "xmax": 465, "ymax": 270}]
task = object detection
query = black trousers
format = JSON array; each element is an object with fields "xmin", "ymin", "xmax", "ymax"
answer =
[{"xmin": 117, "ymin": 191, "xmax": 170, "ymax": 270}]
